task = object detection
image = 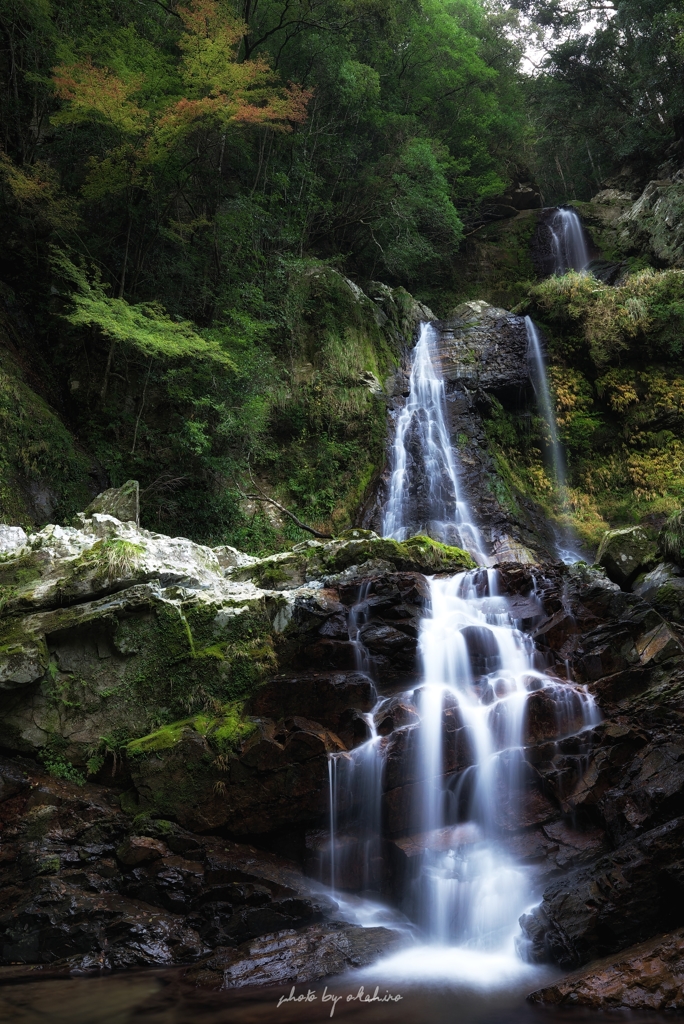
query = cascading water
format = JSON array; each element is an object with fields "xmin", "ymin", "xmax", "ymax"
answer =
[
  {"xmin": 383, "ymin": 322, "xmax": 487, "ymax": 564},
  {"xmin": 526, "ymin": 316, "xmax": 584, "ymax": 563},
  {"xmin": 324, "ymin": 317, "xmax": 602, "ymax": 989},
  {"xmin": 549, "ymin": 207, "xmax": 590, "ymax": 274}
]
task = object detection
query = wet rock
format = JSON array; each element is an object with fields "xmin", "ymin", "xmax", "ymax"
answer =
[
  {"xmin": 432, "ymin": 304, "xmax": 530, "ymax": 396},
  {"xmin": 0, "ymin": 761, "xmax": 338, "ymax": 968},
  {"xmin": 635, "ymin": 563, "xmax": 684, "ymax": 621},
  {"xmin": 1, "ymin": 883, "xmax": 208, "ymax": 968},
  {"xmin": 520, "ymin": 816, "xmax": 684, "ymax": 968},
  {"xmin": 337, "ymin": 709, "xmax": 373, "ymax": 749},
  {"xmin": 247, "ymin": 671, "xmax": 375, "ymax": 730},
  {"xmin": 529, "ymin": 929, "xmax": 684, "ymax": 1010},
  {"xmin": 127, "ymin": 722, "xmax": 335, "ymax": 834},
  {"xmin": 116, "ymin": 835, "xmax": 168, "ymax": 866},
  {"xmin": 374, "ymin": 695, "xmax": 419, "ymax": 736},
  {"xmin": 523, "ymin": 685, "xmax": 593, "ymax": 744},
  {"xmin": 186, "ymin": 923, "xmax": 405, "ymax": 989},
  {"xmin": 597, "ymin": 526, "xmax": 658, "ymax": 589}
]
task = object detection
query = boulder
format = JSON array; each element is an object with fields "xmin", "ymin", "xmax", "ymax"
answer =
[
  {"xmin": 126, "ymin": 718, "xmax": 343, "ymax": 834},
  {"xmin": 0, "ymin": 524, "xmax": 27, "ymax": 556},
  {"xmin": 596, "ymin": 526, "xmax": 658, "ymax": 589},
  {"xmin": 618, "ymin": 179, "xmax": 684, "ymax": 267},
  {"xmin": 520, "ymin": 817, "xmax": 684, "ymax": 968},
  {"xmin": 82, "ymin": 480, "xmax": 140, "ymax": 526},
  {"xmin": 186, "ymin": 923, "xmax": 405, "ymax": 989},
  {"xmin": 0, "ymin": 761, "xmax": 337, "ymax": 968},
  {"xmin": 248, "ymin": 671, "xmax": 375, "ymax": 729},
  {"xmin": 529, "ymin": 929, "xmax": 684, "ymax": 1011},
  {"xmin": 432, "ymin": 303, "xmax": 530, "ymax": 397}
]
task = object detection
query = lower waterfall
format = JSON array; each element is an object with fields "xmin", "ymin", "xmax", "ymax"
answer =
[{"xmin": 324, "ymin": 320, "xmax": 601, "ymax": 988}]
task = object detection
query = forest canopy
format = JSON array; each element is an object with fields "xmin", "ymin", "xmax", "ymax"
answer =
[{"xmin": 1, "ymin": 0, "xmax": 683, "ymax": 546}]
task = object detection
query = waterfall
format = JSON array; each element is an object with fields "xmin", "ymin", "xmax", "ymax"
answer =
[
  {"xmin": 549, "ymin": 207, "xmax": 590, "ymax": 274},
  {"xmin": 406, "ymin": 570, "xmax": 599, "ymax": 951},
  {"xmin": 383, "ymin": 322, "xmax": 487, "ymax": 563},
  {"xmin": 525, "ymin": 316, "xmax": 565, "ymax": 489},
  {"xmin": 324, "ymin": 315, "xmax": 601, "ymax": 986},
  {"xmin": 526, "ymin": 316, "xmax": 584, "ymax": 563}
]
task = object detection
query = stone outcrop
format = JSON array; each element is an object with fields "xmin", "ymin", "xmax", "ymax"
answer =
[
  {"xmin": 361, "ymin": 303, "xmax": 557, "ymax": 563},
  {"xmin": 0, "ymin": 505, "xmax": 471, "ymax": 763},
  {"xmin": 0, "ymin": 756, "xmax": 343, "ymax": 969},
  {"xmin": 529, "ymin": 929, "xmax": 684, "ymax": 1011},
  {"xmin": 186, "ymin": 923, "xmax": 403, "ymax": 989},
  {"xmin": 596, "ymin": 525, "xmax": 659, "ymax": 589},
  {"xmin": 576, "ymin": 178, "xmax": 684, "ymax": 272},
  {"xmin": 492, "ymin": 559, "xmax": 684, "ymax": 977}
]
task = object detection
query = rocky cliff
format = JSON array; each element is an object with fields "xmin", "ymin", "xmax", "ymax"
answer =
[{"xmin": 2, "ymin": 485, "xmax": 684, "ymax": 1007}]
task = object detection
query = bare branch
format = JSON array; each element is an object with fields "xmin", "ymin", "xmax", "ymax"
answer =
[{"xmin": 234, "ymin": 467, "xmax": 332, "ymax": 539}]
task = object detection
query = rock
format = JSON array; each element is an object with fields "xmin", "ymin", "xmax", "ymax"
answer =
[
  {"xmin": 431, "ymin": 304, "xmax": 530, "ymax": 398},
  {"xmin": 116, "ymin": 835, "xmax": 169, "ymax": 866},
  {"xmin": 232, "ymin": 535, "xmax": 475, "ymax": 588},
  {"xmin": 529, "ymin": 929, "xmax": 684, "ymax": 1010},
  {"xmin": 0, "ymin": 760, "xmax": 338, "ymax": 968},
  {"xmin": 519, "ymin": 816, "xmax": 684, "ymax": 968},
  {"xmin": 126, "ymin": 718, "xmax": 340, "ymax": 834},
  {"xmin": 186, "ymin": 923, "xmax": 405, "ymax": 989},
  {"xmin": 82, "ymin": 480, "xmax": 140, "ymax": 526},
  {"xmin": 0, "ymin": 524, "xmax": 27, "ymax": 556},
  {"xmin": 247, "ymin": 672, "xmax": 375, "ymax": 730},
  {"xmin": 618, "ymin": 179, "xmax": 684, "ymax": 267},
  {"xmin": 212, "ymin": 545, "xmax": 258, "ymax": 570},
  {"xmin": 597, "ymin": 526, "xmax": 658, "ymax": 589}
]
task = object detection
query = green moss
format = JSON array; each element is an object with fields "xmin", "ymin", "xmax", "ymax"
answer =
[
  {"xmin": 0, "ymin": 552, "xmax": 43, "ymax": 612},
  {"xmin": 126, "ymin": 703, "xmax": 256, "ymax": 756},
  {"xmin": 659, "ymin": 510, "xmax": 684, "ymax": 567},
  {"xmin": 126, "ymin": 718, "xmax": 195, "ymax": 754}
]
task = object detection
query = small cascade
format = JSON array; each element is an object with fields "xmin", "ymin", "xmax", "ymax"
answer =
[
  {"xmin": 404, "ymin": 570, "xmax": 599, "ymax": 949},
  {"xmin": 383, "ymin": 322, "xmax": 487, "ymax": 563},
  {"xmin": 549, "ymin": 207, "xmax": 590, "ymax": 274},
  {"xmin": 525, "ymin": 316, "xmax": 584, "ymax": 563},
  {"xmin": 327, "ymin": 582, "xmax": 385, "ymax": 895}
]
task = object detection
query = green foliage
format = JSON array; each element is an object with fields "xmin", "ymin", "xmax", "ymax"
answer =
[
  {"xmin": 525, "ymin": 0, "xmax": 684, "ymax": 202},
  {"xmin": 529, "ymin": 270, "xmax": 684, "ymax": 369},
  {"xmin": 39, "ymin": 749, "xmax": 86, "ymax": 786},
  {"xmin": 53, "ymin": 253, "xmax": 235, "ymax": 366},
  {"xmin": 659, "ymin": 510, "xmax": 684, "ymax": 568},
  {"xmin": 0, "ymin": 342, "xmax": 92, "ymax": 527},
  {"xmin": 126, "ymin": 702, "xmax": 256, "ymax": 756}
]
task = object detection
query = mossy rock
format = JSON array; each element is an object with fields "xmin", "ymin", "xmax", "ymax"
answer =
[
  {"xmin": 233, "ymin": 534, "xmax": 475, "ymax": 588},
  {"xmin": 596, "ymin": 526, "xmax": 659, "ymax": 589},
  {"xmin": 126, "ymin": 705, "xmax": 256, "ymax": 757}
]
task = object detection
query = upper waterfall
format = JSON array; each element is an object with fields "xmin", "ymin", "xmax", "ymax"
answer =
[
  {"xmin": 549, "ymin": 207, "xmax": 590, "ymax": 273},
  {"xmin": 383, "ymin": 322, "xmax": 487, "ymax": 563}
]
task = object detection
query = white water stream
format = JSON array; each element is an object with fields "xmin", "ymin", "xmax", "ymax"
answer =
[
  {"xmin": 525, "ymin": 316, "xmax": 584, "ymax": 563},
  {"xmin": 324, "ymin": 318, "xmax": 600, "ymax": 988},
  {"xmin": 549, "ymin": 207, "xmax": 590, "ymax": 274},
  {"xmin": 383, "ymin": 321, "xmax": 487, "ymax": 564}
]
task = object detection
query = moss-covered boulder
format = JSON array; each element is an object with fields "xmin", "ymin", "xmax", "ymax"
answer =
[
  {"xmin": 596, "ymin": 526, "xmax": 659, "ymax": 589},
  {"xmin": 82, "ymin": 480, "xmax": 139, "ymax": 526},
  {"xmin": 125, "ymin": 714, "xmax": 344, "ymax": 834},
  {"xmin": 231, "ymin": 533, "xmax": 475, "ymax": 591}
]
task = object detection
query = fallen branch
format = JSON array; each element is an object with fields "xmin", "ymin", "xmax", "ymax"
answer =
[{"xmin": 234, "ymin": 468, "xmax": 333, "ymax": 540}]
